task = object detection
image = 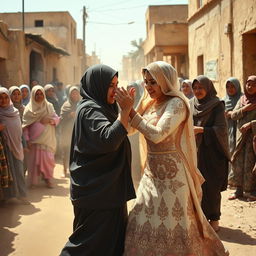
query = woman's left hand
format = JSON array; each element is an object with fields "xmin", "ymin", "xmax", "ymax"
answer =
[{"xmin": 239, "ymin": 122, "xmax": 251, "ymax": 134}]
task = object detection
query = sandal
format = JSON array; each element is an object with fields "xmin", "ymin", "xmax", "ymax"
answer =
[{"xmin": 228, "ymin": 188, "xmax": 243, "ymax": 200}]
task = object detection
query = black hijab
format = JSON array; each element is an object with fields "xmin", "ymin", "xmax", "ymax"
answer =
[
  {"xmin": 191, "ymin": 75, "xmax": 220, "ymax": 118},
  {"xmin": 70, "ymin": 64, "xmax": 136, "ymax": 209},
  {"xmin": 191, "ymin": 75, "xmax": 230, "ymax": 160},
  {"xmin": 80, "ymin": 64, "xmax": 118, "ymax": 120}
]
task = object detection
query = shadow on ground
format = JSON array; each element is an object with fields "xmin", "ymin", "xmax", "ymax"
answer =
[
  {"xmin": 219, "ymin": 226, "xmax": 256, "ymax": 245},
  {"xmin": 27, "ymin": 177, "xmax": 70, "ymax": 203},
  {"xmin": 0, "ymin": 202, "xmax": 40, "ymax": 256},
  {"xmin": 0, "ymin": 173, "xmax": 70, "ymax": 256}
]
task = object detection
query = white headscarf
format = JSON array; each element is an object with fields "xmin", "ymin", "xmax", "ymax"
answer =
[
  {"xmin": 22, "ymin": 85, "xmax": 57, "ymax": 152},
  {"xmin": 22, "ymin": 85, "xmax": 54, "ymax": 128}
]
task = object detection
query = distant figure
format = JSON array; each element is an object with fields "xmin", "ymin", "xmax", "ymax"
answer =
[
  {"xmin": 44, "ymin": 84, "xmax": 61, "ymax": 116},
  {"xmin": 228, "ymin": 75, "xmax": 256, "ymax": 201},
  {"xmin": 20, "ymin": 84, "xmax": 31, "ymax": 106},
  {"xmin": 181, "ymin": 79, "xmax": 194, "ymax": 99},
  {"xmin": 59, "ymin": 86, "xmax": 80, "ymax": 177},
  {"xmin": 31, "ymin": 80, "xmax": 39, "ymax": 88},
  {"xmin": 0, "ymin": 88, "xmax": 28, "ymax": 204},
  {"xmin": 191, "ymin": 75, "xmax": 230, "ymax": 232},
  {"xmin": 9, "ymin": 86, "xmax": 25, "ymax": 119},
  {"xmin": 223, "ymin": 77, "xmax": 243, "ymax": 154},
  {"xmin": 22, "ymin": 86, "xmax": 59, "ymax": 189},
  {"xmin": 55, "ymin": 82, "xmax": 67, "ymax": 108}
]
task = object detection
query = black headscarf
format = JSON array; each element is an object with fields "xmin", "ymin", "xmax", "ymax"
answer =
[
  {"xmin": 80, "ymin": 64, "xmax": 118, "ymax": 120},
  {"xmin": 70, "ymin": 64, "xmax": 136, "ymax": 209},
  {"xmin": 191, "ymin": 75, "xmax": 220, "ymax": 117},
  {"xmin": 191, "ymin": 75, "xmax": 230, "ymax": 160}
]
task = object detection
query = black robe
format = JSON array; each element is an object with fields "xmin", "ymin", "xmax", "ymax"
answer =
[
  {"xmin": 194, "ymin": 102, "xmax": 229, "ymax": 221},
  {"xmin": 60, "ymin": 64, "xmax": 135, "ymax": 256}
]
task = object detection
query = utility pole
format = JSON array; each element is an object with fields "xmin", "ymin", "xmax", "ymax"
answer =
[
  {"xmin": 22, "ymin": 0, "xmax": 25, "ymax": 32},
  {"xmin": 83, "ymin": 6, "xmax": 88, "ymax": 68}
]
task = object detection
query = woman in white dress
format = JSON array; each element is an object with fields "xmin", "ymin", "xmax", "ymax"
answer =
[{"xmin": 121, "ymin": 61, "xmax": 228, "ymax": 256}]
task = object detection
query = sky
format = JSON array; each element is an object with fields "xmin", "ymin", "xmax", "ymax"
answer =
[{"xmin": 0, "ymin": 0, "xmax": 188, "ymax": 70}]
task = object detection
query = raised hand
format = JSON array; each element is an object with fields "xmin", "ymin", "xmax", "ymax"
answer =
[{"xmin": 114, "ymin": 87, "xmax": 135, "ymax": 112}]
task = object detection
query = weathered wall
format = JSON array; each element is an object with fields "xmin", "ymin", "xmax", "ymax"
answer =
[
  {"xmin": 188, "ymin": 0, "xmax": 256, "ymax": 97},
  {"xmin": 0, "ymin": 12, "xmax": 84, "ymax": 86}
]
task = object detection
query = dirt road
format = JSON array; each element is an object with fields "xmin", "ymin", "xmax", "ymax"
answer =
[{"xmin": 0, "ymin": 164, "xmax": 255, "ymax": 255}]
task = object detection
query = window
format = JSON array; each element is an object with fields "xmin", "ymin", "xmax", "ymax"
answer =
[
  {"xmin": 197, "ymin": 55, "xmax": 204, "ymax": 75},
  {"xmin": 35, "ymin": 20, "xmax": 44, "ymax": 27},
  {"xmin": 197, "ymin": 0, "xmax": 203, "ymax": 9}
]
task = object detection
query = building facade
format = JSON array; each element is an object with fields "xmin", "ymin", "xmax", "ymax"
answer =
[
  {"xmin": 188, "ymin": 0, "xmax": 256, "ymax": 96},
  {"xmin": 143, "ymin": 5, "xmax": 189, "ymax": 78},
  {"xmin": 0, "ymin": 11, "xmax": 86, "ymax": 87}
]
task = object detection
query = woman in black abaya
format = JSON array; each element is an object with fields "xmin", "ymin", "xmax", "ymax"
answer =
[{"xmin": 60, "ymin": 64, "xmax": 136, "ymax": 256}]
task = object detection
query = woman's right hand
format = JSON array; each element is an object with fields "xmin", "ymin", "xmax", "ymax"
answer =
[
  {"xmin": 115, "ymin": 87, "xmax": 135, "ymax": 112},
  {"xmin": 40, "ymin": 117, "xmax": 51, "ymax": 125}
]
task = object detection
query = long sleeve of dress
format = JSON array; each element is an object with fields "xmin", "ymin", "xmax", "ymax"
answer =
[
  {"xmin": 130, "ymin": 97, "xmax": 186, "ymax": 144},
  {"xmin": 231, "ymin": 100, "xmax": 243, "ymax": 120}
]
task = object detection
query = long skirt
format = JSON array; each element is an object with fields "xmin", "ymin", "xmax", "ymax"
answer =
[
  {"xmin": 27, "ymin": 144, "xmax": 55, "ymax": 185},
  {"xmin": 124, "ymin": 151, "xmax": 228, "ymax": 256},
  {"xmin": 60, "ymin": 204, "xmax": 128, "ymax": 256},
  {"xmin": 2, "ymin": 148, "xmax": 27, "ymax": 199}
]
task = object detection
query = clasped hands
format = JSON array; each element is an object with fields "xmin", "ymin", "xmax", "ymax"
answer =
[
  {"xmin": 40, "ymin": 116, "xmax": 55, "ymax": 125},
  {"xmin": 114, "ymin": 87, "xmax": 135, "ymax": 113}
]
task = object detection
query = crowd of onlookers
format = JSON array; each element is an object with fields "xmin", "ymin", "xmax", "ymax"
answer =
[
  {"xmin": 180, "ymin": 75, "xmax": 256, "ymax": 203},
  {"xmin": 0, "ymin": 81, "xmax": 80, "ymax": 205}
]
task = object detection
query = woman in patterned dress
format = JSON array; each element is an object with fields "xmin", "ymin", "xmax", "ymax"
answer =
[{"xmin": 122, "ymin": 61, "xmax": 228, "ymax": 256}]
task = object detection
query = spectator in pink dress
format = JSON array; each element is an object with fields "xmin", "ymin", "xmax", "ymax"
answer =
[{"xmin": 22, "ymin": 86, "xmax": 59, "ymax": 188}]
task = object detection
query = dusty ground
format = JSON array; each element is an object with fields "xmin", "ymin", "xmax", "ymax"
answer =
[{"xmin": 0, "ymin": 164, "xmax": 255, "ymax": 256}]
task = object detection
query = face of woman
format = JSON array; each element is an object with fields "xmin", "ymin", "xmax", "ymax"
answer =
[
  {"xmin": 245, "ymin": 80, "xmax": 256, "ymax": 95},
  {"xmin": 45, "ymin": 88, "xmax": 55, "ymax": 98},
  {"xmin": 0, "ymin": 93, "xmax": 10, "ymax": 108},
  {"xmin": 21, "ymin": 87, "xmax": 29, "ymax": 99},
  {"xmin": 181, "ymin": 82, "xmax": 192, "ymax": 96},
  {"xmin": 35, "ymin": 90, "xmax": 45, "ymax": 103},
  {"xmin": 193, "ymin": 81, "xmax": 207, "ymax": 100},
  {"xmin": 107, "ymin": 76, "xmax": 118, "ymax": 104},
  {"xmin": 144, "ymin": 71, "xmax": 165, "ymax": 101},
  {"xmin": 70, "ymin": 89, "xmax": 80, "ymax": 103},
  {"xmin": 11, "ymin": 89, "xmax": 22, "ymax": 103},
  {"xmin": 226, "ymin": 81, "xmax": 237, "ymax": 96}
]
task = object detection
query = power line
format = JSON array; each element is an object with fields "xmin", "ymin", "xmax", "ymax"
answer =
[
  {"xmin": 89, "ymin": 1, "xmax": 186, "ymax": 13},
  {"xmin": 88, "ymin": 21, "xmax": 135, "ymax": 25},
  {"xmin": 90, "ymin": 0, "xmax": 137, "ymax": 11},
  {"xmin": 90, "ymin": 4, "xmax": 148, "ymax": 13}
]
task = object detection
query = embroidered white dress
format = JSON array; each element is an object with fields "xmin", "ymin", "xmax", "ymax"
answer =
[{"xmin": 124, "ymin": 97, "xmax": 228, "ymax": 256}]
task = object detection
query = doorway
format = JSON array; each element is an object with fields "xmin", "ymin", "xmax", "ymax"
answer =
[
  {"xmin": 242, "ymin": 29, "xmax": 256, "ymax": 83},
  {"xmin": 29, "ymin": 50, "xmax": 44, "ymax": 86}
]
